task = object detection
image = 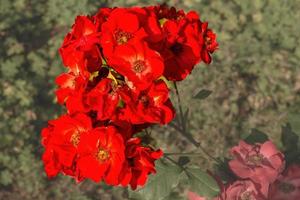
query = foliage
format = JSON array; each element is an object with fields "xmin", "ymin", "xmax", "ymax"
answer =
[{"xmin": 129, "ymin": 160, "xmax": 184, "ymax": 200}]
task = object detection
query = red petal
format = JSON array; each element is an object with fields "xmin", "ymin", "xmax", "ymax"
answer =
[
  {"xmin": 202, "ymin": 49, "xmax": 211, "ymax": 64},
  {"xmin": 77, "ymin": 155, "xmax": 108, "ymax": 182}
]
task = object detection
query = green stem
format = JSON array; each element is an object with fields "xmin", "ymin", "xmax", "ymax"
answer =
[
  {"xmin": 164, "ymin": 155, "xmax": 180, "ymax": 166},
  {"xmin": 164, "ymin": 152, "xmax": 206, "ymax": 160},
  {"xmin": 164, "ymin": 155, "xmax": 187, "ymax": 171},
  {"xmin": 165, "ymin": 152, "xmax": 204, "ymax": 156},
  {"xmin": 173, "ymin": 82, "xmax": 221, "ymax": 164},
  {"xmin": 174, "ymin": 82, "xmax": 185, "ymax": 131}
]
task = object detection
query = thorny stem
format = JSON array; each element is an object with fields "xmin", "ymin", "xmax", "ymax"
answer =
[{"xmin": 173, "ymin": 82, "xmax": 221, "ymax": 164}]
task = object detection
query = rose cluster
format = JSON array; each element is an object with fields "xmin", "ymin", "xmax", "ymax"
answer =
[
  {"xmin": 188, "ymin": 140, "xmax": 300, "ymax": 200},
  {"xmin": 41, "ymin": 4, "xmax": 218, "ymax": 189}
]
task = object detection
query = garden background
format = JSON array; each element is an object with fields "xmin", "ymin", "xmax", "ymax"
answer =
[{"xmin": 1, "ymin": 0, "xmax": 300, "ymax": 199}]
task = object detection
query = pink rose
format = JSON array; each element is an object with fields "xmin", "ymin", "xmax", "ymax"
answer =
[
  {"xmin": 269, "ymin": 164, "xmax": 300, "ymax": 200},
  {"xmin": 219, "ymin": 180, "xmax": 266, "ymax": 200},
  {"xmin": 228, "ymin": 140, "xmax": 285, "ymax": 195},
  {"xmin": 187, "ymin": 191, "xmax": 207, "ymax": 200}
]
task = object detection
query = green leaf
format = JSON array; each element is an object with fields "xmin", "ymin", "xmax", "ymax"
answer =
[
  {"xmin": 281, "ymin": 123, "xmax": 299, "ymax": 151},
  {"xmin": 281, "ymin": 123, "xmax": 300, "ymax": 164},
  {"xmin": 193, "ymin": 89, "xmax": 212, "ymax": 100},
  {"xmin": 243, "ymin": 129, "xmax": 269, "ymax": 144},
  {"xmin": 129, "ymin": 159, "xmax": 184, "ymax": 200},
  {"xmin": 186, "ymin": 167, "xmax": 220, "ymax": 198},
  {"xmin": 178, "ymin": 156, "xmax": 190, "ymax": 166},
  {"xmin": 101, "ymin": 57, "xmax": 107, "ymax": 65},
  {"xmin": 288, "ymin": 113, "xmax": 300, "ymax": 136},
  {"xmin": 0, "ymin": 170, "xmax": 13, "ymax": 186}
]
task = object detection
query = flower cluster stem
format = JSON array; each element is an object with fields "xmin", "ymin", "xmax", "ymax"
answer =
[{"xmin": 173, "ymin": 82, "xmax": 220, "ymax": 163}]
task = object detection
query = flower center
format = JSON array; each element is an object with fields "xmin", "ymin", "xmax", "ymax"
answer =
[
  {"xmin": 279, "ymin": 182, "xmax": 296, "ymax": 193},
  {"xmin": 114, "ymin": 29, "xmax": 133, "ymax": 45},
  {"xmin": 97, "ymin": 149, "xmax": 109, "ymax": 162},
  {"xmin": 170, "ymin": 42, "xmax": 183, "ymax": 55},
  {"xmin": 246, "ymin": 154, "xmax": 264, "ymax": 166},
  {"xmin": 139, "ymin": 95, "xmax": 150, "ymax": 106},
  {"xmin": 240, "ymin": 191, "xmax": 253, "ymax": 200},
  {"xmin": 133, "ymin": 60, "xmax": 146, "ymax": 73},
  {"xmin": 70, "ymin": 131, "xmax": 80, "ymax": 147}
]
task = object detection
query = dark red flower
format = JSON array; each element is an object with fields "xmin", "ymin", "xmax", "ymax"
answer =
[
  {"xmin": 119, "ymin": 137, "xmax": 163, "ymax": 189},
  {"xmin": 41, "ymin": 113, "xmax": 92, "ymax": 179},
  {"xmin": 201, "ymin": 22, "xmax": 218, "ymax": 64},
  {"xmin": 185, "ymin": 12, "xmax": 218, "ymax": 64},
  {"xmin": 76, "ymin": 126, "xmax": 125, "ymax": 185},
  {"xmin": 108, "ymin": 41, "xmax": 164, "ymax": 90},
  {"xmin": 118, "ymin": 80, "xmax": 175, "ymax": 124},
  {"xmin": 110, "ymin": 120, "xmax": 134, "ymax": 140},
  {"xmin": 160, "ymin": 19, "xmax": 201, "ymax": 81},
  {"xmin": 148, "ymin": 4, "xmax": 185, "ymax": 21}
]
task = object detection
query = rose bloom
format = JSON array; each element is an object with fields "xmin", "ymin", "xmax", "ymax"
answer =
[
  {"xmin": 219, "ymin": 180, "xmax": 266, "ymax": 200},
  {"xmin": 119, "ymin": 137, "xmax": 163, "ymax": 189},
  {"xmin": 118, "ymin": 80, "xmax": 175, "ymax": 125},
  {"xmin": 269, "ymin": 164, "xmax": 300, "ymax": 200},
  {"xmin": 229, "ymin": 140, "xmax": 285, "ymax": 196}
]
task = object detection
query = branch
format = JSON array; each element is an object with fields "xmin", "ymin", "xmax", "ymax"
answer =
[{"xmin": 173, "ymin": 82, "xmax": 221, "ymax": 164}]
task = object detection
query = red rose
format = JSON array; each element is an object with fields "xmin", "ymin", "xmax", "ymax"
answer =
[
  {"xmin": 129, "ymin": 7, "xmax": 163, "ymax": 43},
  {"xmin": 119, "ymin": 137, "xmax": 163, "ymax": 189},
  {"xmin": 60, "ymin": 16, "xmax": 102, "ymax": 74},
  {"xmin": 100, "ymin": 8, "xmax": 147, "ymax": 57},
  {"xmin": 41, "ymin": 113, "xmax": 92, "ymax": 179},
  {"xmin": 118, "ymin": 80, "xmax": 175, "ymax": 124},
  {"xmin": 55, "ymin": 72, "xmax": 88, "ymax": 105},
  {"xmin": 109, "ymin": 41, "xmax": 164, "ymax": 90},
  {"xmin": 185, "ymin": 12, "xmax": 218, "ymax": 64},
  {"xmin": 85, "ymin": 78, "xmax": 119, "ymax": 120},
  {"xmin": 76, "ymin": 126, "xmax": 125, "ymax": 185},
  {"xmin": 199, "ymin": 22, "xmax": 218, "ymax": 64}
]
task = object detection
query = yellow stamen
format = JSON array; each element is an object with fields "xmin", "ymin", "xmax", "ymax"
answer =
[{"xmin": 97, "ymin": 149, "xmax": 109, "ymax": 162}]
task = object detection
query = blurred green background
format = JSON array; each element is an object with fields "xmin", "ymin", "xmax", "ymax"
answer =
[{"xmin": 1, "ymin": 0, "xmax": 300, "ymax": 199}]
